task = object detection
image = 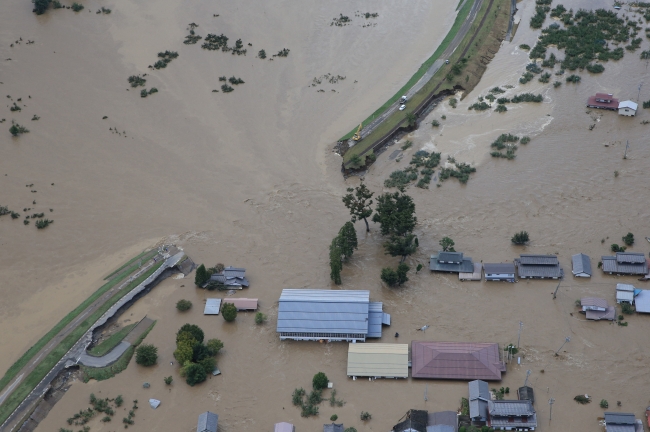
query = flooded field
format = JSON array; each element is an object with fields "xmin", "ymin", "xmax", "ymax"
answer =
[{"xmin": 1, "ymin": 0, "xmax": 649, "ymax": 431}]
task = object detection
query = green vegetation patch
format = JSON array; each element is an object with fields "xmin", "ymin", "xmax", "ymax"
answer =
[
  {"xmin": 88, "ymin": 324, "xmax": 136, "ymax": 357},
  {"xmin": 439, "ymin": 157, "xmax": 476, "ymax": 184}
]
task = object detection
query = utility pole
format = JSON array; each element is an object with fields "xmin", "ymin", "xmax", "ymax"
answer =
[
  {"xmin": 553, "ymin": 281, "xmax": 561, "ymax": 299},
  {"xmin": 524, "ymin": 370, "xmax": 531, "ymax": 387},
  {"xmin": 549, "ymin": 398, "xmax": 555, "ymax": 421},
  {"xmin": 555, "ymin": 337, "xmax": 571, "ymax": 356},
  {"xmin": 517, "ymin": 321, "xmax": 524, "ymax": 348},
  {"xmin": 638, "ymin": 82, "xmax": 644, "ymax": 102},
  {"xmin": 623, "ymin": 140, "xmax": 629, "ymax": 160}
]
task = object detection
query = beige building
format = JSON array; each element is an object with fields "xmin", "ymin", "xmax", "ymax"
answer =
[{"xmin": 347, "ymin": 343, "xmax": 409, "ymax": 379}]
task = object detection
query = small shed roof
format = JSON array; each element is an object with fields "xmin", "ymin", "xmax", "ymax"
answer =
[
  {"xmin": 222, "ymin": 298, "xmax": 258, "ymax": 310},
  {"xmin": 197, "ymin": 411, "xmax": 218, "ymax": 432},
  {"xmin": 619, "ymin": 100, "xmax": 638, "ymax": 110},
  {"xmin": 204, "ymin": 298, "xmax": 222, "ymax": 315},
  {"xmin": 483, "ymin": 263, "xmax": 516, "ymax": 274},
  {"xmin": 430, "ymin": 252, "xmax": 474, "ymax": 273},
  {"xmin": 347, "ymin": 343, "xmax": 409, "ymax": 378},
  {"xmin": 617, "ymin": 283, "xmax": 635, "ymax": 292},
  {"xmin": 368, "ymin": 302, "xmax": 391, "ymax": 338},
  {"xmin": 459, "ymin": 263, "xmax": 482, "ymax": 281},
  {"xmin": 634, "ymin": 290, "xmax": 650, "ymax": 313},
  {"xmin": 517, "ymin": 386, "xmax": 535, "ymax": 404},
  {"xmin": 572, "ymin": 253, "xmax": 592, "ymax": 276},
  {"xmin": 275, "ymin": 422, "xmax": 295, "ymax": 432}
]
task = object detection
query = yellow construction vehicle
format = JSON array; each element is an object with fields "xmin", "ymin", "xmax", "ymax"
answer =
[{"xmin": 352, "ymin": 123, "xmax": 363, "ymax": 141}]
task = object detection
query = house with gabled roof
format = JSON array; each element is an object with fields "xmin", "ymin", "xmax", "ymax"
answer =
[
  {"xmin": 604, "ymin": 412, "xmax": 639, "ymax": 432},
  {"xmin": 487, "ymin": 400, "xmax": 536, "ymax": 431},
  {"xmin": 602, "ymin": 253, "xmax": 648, "ymax": 275},
  {"xmin": 483, "ymin": 263, "xmax": 516, "ymax": 282},
  {"xmin": 197, "ymin": 412, "xmax": 218, "ymax": 432},
  {"xmin": 206, "ymin": 266, "xmax": 250, "ymax": 289},
  {"xmin": 468, "ymin": 380, "xmax": 490, "ymax": 423},
  {"xmin": 515, "ymin": 255, "xmax": 563, "ymax": 279},
  {"xmin": 571, "ymin": 253, "xmax": 592, "ymax": 277},
  {"xmin": 430, "ymin": 252, "xmax": 474, "ymax": 273}
]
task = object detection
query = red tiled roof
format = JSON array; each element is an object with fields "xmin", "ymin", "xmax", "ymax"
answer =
[
  {"xmin": 587, "ymin": 95, "xmax": 619, "ymax": 109},
  {"xmin": 595, "ymin": 92, "xmax": 614, "ymax": 100},
  {"xmin": 411, "ymin": 341, "xmax": 503, "ymax": 380},
  {"xmin": 222, "ymin": 298, "xmax": 258, "ymax": 310}
]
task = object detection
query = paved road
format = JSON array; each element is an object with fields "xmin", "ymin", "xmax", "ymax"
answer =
[
  {"xmin": 0, "ymin": 252, "xmax": 184, "ymax": 432},
  {"xmin": 77, "ymin": 341, "xmax": 131, "ymax": 368},
  {"xmin": 349, "ymin": 0, "xmax": 484, "ymax": 145}
]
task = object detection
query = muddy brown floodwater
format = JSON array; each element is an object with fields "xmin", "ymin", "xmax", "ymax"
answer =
[{"xmin": 1, "ymin": 0, "xmax": 649, "ymax": 431}]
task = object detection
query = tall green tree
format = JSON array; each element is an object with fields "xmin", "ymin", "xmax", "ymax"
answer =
[
  {"xmin": 384, "ymin": 234, "xmax": 417, "ymax": 262},
  {"xmin": 135, "ymin": 344, "xmax": 158, "ymax": 366},
  {"xmin": 406, "ymin": 112, "xmax": 417, "ymax": 128},
  {"xmin": 177, "ymin": 324, "xmax": 205, "ymax": 344},
  {"xmin": 329, "ymin": 237, "xmax": 342, "ymax": 285},
  {"xmin": 32, "ymin": 0, "xmax": 51, "ymax": 14},
  {"xmin": 194, "ymin": 264, "xmax": 209, "ymax": 287},
  {"xmin": 396, "ymin": 263, "xmax": 410, "ymax": 285},
  {"xmin": 337, "ymin": 222, "xmax": 358, "ymax": 260},
  {"xmin": 380, "ymin": 267, "xmax": 398, "ymax": 286},
  {"xmin": 439, "ymin": 237, "xmax": 455, "ymax": 252},
  {"xmin": 222, "ymin": 303, "xmax": 238, "ymax": 322},
  {"xmin": 342, "ymin": 183, "xmax": 374, "ymax": 231},
  {"xmin": 372, "ymin": 192, "xmax": 417, "ymax": 236}
]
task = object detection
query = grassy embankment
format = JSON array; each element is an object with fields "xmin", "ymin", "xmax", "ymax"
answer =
[
  {"xmin": 0, "ymin": 261, "xmax": 164, "ymax": 426},
  {"xmin": 343, "ymin": 0, "xmax": 511, "ymax": 167},
  {"xmin": 0, "ymin": 251, "xmax": 158, "ymax": 395},
  {"xmin": 82, "ymin": 321, "xmax": 157, "ymax": 382},
  {"xmin": 88, "ymin": 324, "xmax": 137, "ymax": 357},
  {"xmin": 339, "ymin": 0, "xmax": 475, "ymax": 142},
  {"xmin": 103, "ymin": 249, "xmax": 157, "ymax": 280}
]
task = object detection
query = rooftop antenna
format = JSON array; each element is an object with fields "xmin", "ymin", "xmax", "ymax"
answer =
[
  {"xmin": 552, "ymin": 281, "xmax": 561, "ymax": 299},
  {"xmin": 623, "ymin": 140, "xmax": 629, "ymax": 160},
  {"xmin": 548, "ymin": 398, "xmax": 555, "ymax": 421},
  {"xmin": 554, "ymin": 337, "xmax": 571, "ymax": 356},
  {"xmin": 524, "ymin": 370, "xmax": 532, "ymax": 387},
  {"xmin": 517, "ymin": 321, "xmax": 523, "ymax": 348}
]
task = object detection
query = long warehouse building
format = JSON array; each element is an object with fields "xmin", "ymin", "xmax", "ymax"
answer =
[{"xmin": 276, "ymin": 289, "xmax": 390, "ymax": 342}]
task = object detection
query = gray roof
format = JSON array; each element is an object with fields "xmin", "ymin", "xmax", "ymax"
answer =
[
  {"xmin": 519, "ymin": 254, "xmax": 558, "ymax": 265},
  {"xmin": 617, "ymin": 283, "xmax": 635, "ymax": 292},
  {"xmin": 581, "ymin": 297, "xmax": 608, "ymax": 309},
  {"xmin": 274, "ymin": 422, "xmax": 295, "ymax": 432},
  {"xmin": 368, "ymin": 302, "xmax": 390, "ymax": 338},
  {"xmin": 517, "ymin": 386, "xmax": 534, "ymax": 404},
  {"xmin": 586, "ymin": 307, "xmax": 616, "ymax": 321},
  {"xmin": 634, "ymin": 290, "xmax": 650, "ymax": 313},
  {"xmin": 572, "ymin": 253, "xmax": 592, "ymax": 276},
  {"xmin": 602, "ymin": 254, "xmax": 648, "ymax": 275},
  {"xmin": 426, "ymin": 426, "xmax": 454, "ymax": 432},
  {"xmin": 204, "ymin": 298, "xmax": 222, "ymax": 315},
  {"xmin": 430, "ymin": 252, "xmax": 474, "ymax": 273},
  {"xmin": 277, "ymin": 289, "xmax": 373, "ymax": 337},
  {"xmin": 516, "ymin": 255, "xmax": 563, "ymax": 278},
  {"xmin": 209, "ymin": 267, "xmax": 250, "ymax": 287},
  {"xmin": 323, "ymin": 423, "xmax": 344, "ymax": 432},
  {"xmin": 197, "ymin": 411, "xmax": 218, "ymax": 432},
  {"xmin": 469, "ymin": 380, "xmax": 489, "ymax": 420},
  {"xmin": 605, "ymin": 413, "xmax": 636, "ymax": 425},
  {"xmin": 483, "ymin": 263, "xmax": 516, "ymax": 274},
  {"xmin": 427, "ymin": 411, "xmax": 457, "ymax": 432},
  {"xmin": 488, "ymin": 400, "xmax": 535, "ymax": 416}
]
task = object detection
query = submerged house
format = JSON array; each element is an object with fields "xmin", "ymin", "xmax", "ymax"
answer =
[
  {"xmin": 274, "ymin": 423, "xmax": 295, "ymax": 432},
  {"xmin": 459, "ymin": 263, "xmax": 483, "ymax": 281},
  {"xmin": 323, "ymin": 424, "xmax": 344, "ymax": 432},
  {"xmin": 276, "ymin": 289, "xmax": 390, "ymax": 342},
  {"xmin": 571, "ymin": 253, "xmax": 592, "ymax": 278},
  {"xmin": 468, "ymin": 380, "xmax": 490, "ymax": 424},
  {"xmin": 604, "ymin": 412, "xmax": 639, "ymax": 432},
  {"xmin": 601, "ymin": 252, "xmax": 648, "ymax": 275},
  {"xmin": 483, "ymin": 263, "xmax": 516, "ymax": 282},
  {"xmin": 427, "ymin": 411, "xmax": 458, "ymax": 432},
  {"xmin": 411, "ymin": 341, "xmax": 505, "ymax": 381},
  {"xmin": 197, "ymin": 412, "xmax": 218, "ymax": 432},
  {"xmin": 430, "ymin": 252, "xmax": 474, "ymax": 274},
  {"xmin": 487, "ymin": 400, "xmax": 537, "ymax": 431},
  {"xmin": 634, "ymin": 290, "xmax": 650, "ymax": 313},
  {"xmin": 206, "ymin": 266, "xmax": 250, "ymax": 289},
  {"xmin": 587, "ymin": 93, "xmax": 619, "ymax": 110},
  {"xmin": 581, "ymin": 297, "xmax": 615, "ymax": 320},
  {"xmin": 515, "ymin": 255, "xmax": 563, "ymax": 279},
  {"xmin": 618, "ymin": 100, "xmax": 638, "ymax": 116},
  {"xmin": 616, "ymin": 283, "xmax": 636, "ymax": 305}
]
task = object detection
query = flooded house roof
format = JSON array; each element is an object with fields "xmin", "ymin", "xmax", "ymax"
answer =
[
  {"xmin": 516, "ymin": 255, "xmax": 563, "ymax": 279},
  {"xmin": 274, "ymin": 422, "xmax": 295, "ymax": 432},
  {"xmin": 203, "ymin": 298, "xmax": 222, "ymax": 315},
  {"xmin": 587, "ymin": 94, "xmax": 619, "ymax": 110},
  {"xmin": 411, "ymin": 341, "xmax": 504, "ymax": 381},
  {"xmin": 602, "ymin": 253, "xmax": 648, "ymax": 275},
  {"xmin": 483, "ymin": 263, "xmax": 516, "ymax": 274},
  {"xmin": 197, "ymin": 411, "xmax": 218, "ymax": 432},
  {"xmin": 430, "ymin": 251, "xmax": 474, "ymax": 273},
  {"xmin": 222, "ymin": 298, "xmax": 258, "ymax": 310},
  {"xmin": 572, "ymin": 253, "xmax": 592, "ymax": 277}
]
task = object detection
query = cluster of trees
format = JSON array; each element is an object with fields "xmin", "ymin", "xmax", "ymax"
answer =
[
  {"xmin": 173, "ymin": 324, "xmax": 223, "ymax": 386},
  {"xmin": 194, "ymin": 263, "xmax": 225, "ymax": 288},
  {"xmin": 338, "ymin": 183, "xmax": 419, "ymax": 287}
]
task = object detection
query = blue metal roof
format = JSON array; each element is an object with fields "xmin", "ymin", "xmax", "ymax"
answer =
[
  {"xmin": 368, "ymin": 302, "xmax": 383, "ymax": 337},
  {"xmin": 197, "ymin": 411, "xmax": 218, "ymax": 432},
  {"xmin": 277, "ymin": 289, "xmax": 371, "ymax": 335}
]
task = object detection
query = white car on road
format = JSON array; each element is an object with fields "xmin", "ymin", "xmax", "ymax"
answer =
[{"xmin": 399, "ymin": 104, "xmax": 406, "ymax": 111}]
